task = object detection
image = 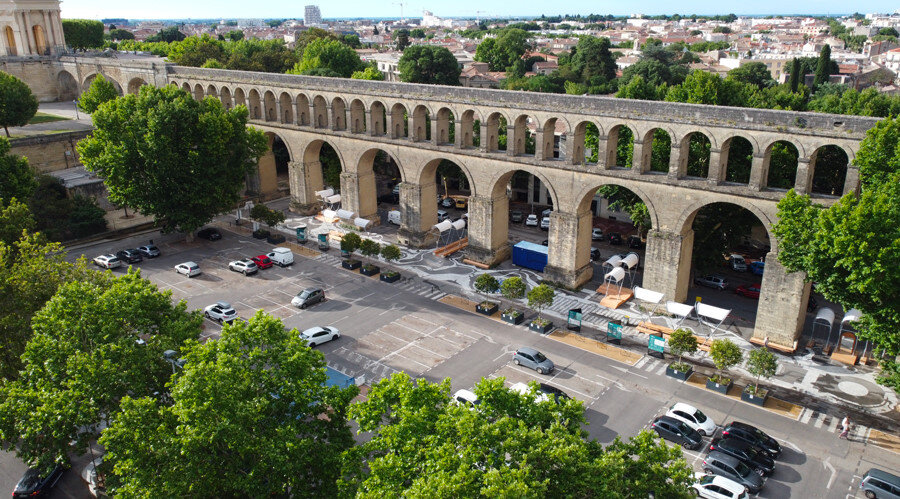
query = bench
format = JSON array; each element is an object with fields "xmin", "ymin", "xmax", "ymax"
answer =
[
  {"xmin": 749, "ymin": 336, "xmax": 799, "ymax": 353},
  {"xmin": 635, "ymin": 322, "xmax": 711, "ymax": 352},
  {"xmin": 462, "ymin": 258, "xmax": 490, "ymax": 269}
]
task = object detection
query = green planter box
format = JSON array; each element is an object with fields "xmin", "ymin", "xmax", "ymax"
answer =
[
  {"xmin": 501, "ymin": 311, "xmax": 524, "ymax": 325},
  {"xmin": 476, "ymin": 302, "xmax": 499, "ymax": 316},
  {"xmin": 360, "ymin": 265, "xmax": 380, "ymax": 276},
  {"xmin": 266, "ymin": 233, "xmax": 286, "ymax": 244},
  {"xmin": 380, "ymin": 272, "xmax": 401, "ymax": 283},
  {"xmin": 705, "ymin": 378, "xmax": 732, "ymax": 394},
  {"xmin": 528, "ymin": 321, "xmax": 554, "ymax": 334},
  {"xmin": 741, "ymin": 388, "xmax": 768, "ymax": 406},
  {"xmin": 342, "ymin": 259, "xmax": 361, "ymax": 270},
  {"xmin": 665, "ymin": 365, "xmax": 693, "ymax": 381},
  {"xmin": 252, "ymin": 229, "xmax": 270, "ymax": 239}
]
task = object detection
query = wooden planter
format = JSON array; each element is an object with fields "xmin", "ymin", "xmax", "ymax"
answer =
[
  {"xmin": 266, "ymin": 233, "xmax": 286, "ymax": 244},
  {"xmin": 252, "ymin": 230, "xmax": 270, "ymax": 239},
  {"xmin": 342, "ymin": 259, "xmax": 361, "ymax": 270},
  {"xmin": 360, "ymin": 265, "xmax": 380, "ymax": 276},
  {"xmin": 665, "ymin": 365, "xmax": 693, "ymax": 381},
  {"xmin": 741, "ymin": 387, "xmax": 768, "ymax": 406},
  {"xmin": 501, "ymin": 311, "xmax": 524, "ymax": 325},
  {"xmin": 529, "ymin": 321, "xmax": 554, "ymax": 334},
  {"xmin": 380, "ymin": 272, "xmax": 401, "ymax": 283},
  {"xmin": 476, "ymin": 302, "xmax": 499, "ymax": 316},
  {"xmin": 706, "ymin": 378, "xmax": 733, "ymax": 394}
]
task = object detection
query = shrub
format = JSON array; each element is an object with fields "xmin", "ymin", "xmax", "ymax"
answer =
[
  {"xmin": 500, "ymin": 276, "xmax": 527, "ymax": 301},
  {"xmin": 340, "ymin": 231, "xmax": 362, "ymax": 254},
  {"xmin": 746, "ymin": 348, "xmax": 777, "ymax": 393},
  {"xmin": 359, "ymin": 238, "xmax": 381, "ymax": 258},
  {"xmin": 527, "ymin": 284, "xmax": 555, "ymax": 321},
  {"xmin": 709, "ymin": 338, "xmax": 743, "ymax": 384},
  {"xmin": 381, "ymin": 244, "xmax": 401, "ymax": 263},
  {"xmin": 668, "ymin": 329, "xmax": 698, "ymax": 370},
  {"xmin": 474, "ymin": 273, "xmax": 499, "ymax": 293}
]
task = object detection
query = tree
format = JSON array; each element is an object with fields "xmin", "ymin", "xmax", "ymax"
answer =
[
  {"xmin": 294, "ymin": 27, "xmax": 338, "ymax": 53},
  {"xmin": 0, "ymin": 72, "xmax": 39, "ymax": 136},
  {"xmin": 77, "ymin": 74, "xmax": 119, "ymax": 113},
  {"xmin": 342, "ymin": 34, "xmax": 361, "ymax": 48},
  {"xmin": 727, "ymin": 62, "xmax": 774, "ymax": 89},
  {"xmin": 570, "ymin": 36, "xmax": 617, "ymax": 84},
  {"xmin": 146, "ymin": 26, "xmax": 186, "ymax": 43},
  {"xmin": 746, "ymin": 348, "xmax": 777, "ymax": 393},
  {"xmin": 381, "ymin": 243, "xmax": 401, "ymax": 263},
  {"xmin": 249, "ymin": 202, "xmax": 285, "ymax": 229},
  {"xmin": 853, "ymin": 115, "xmax": 900, "ymax": 189},
  {"xmin": 665, "ymin": 70, "xmax": 722, "ymax": 105},
  {"xmin": 0, "ymin": 270, "xmax": 200, "ymax": 469},
  {"xmin": 398, "ymin": 45, "xmax": 461, "ymax": 85},
  {"xmin": 340, "ymin": 231, "xmax": 362, "ymax": 255},
  {"xmin": 359, "ymin": 238, "xmax": 381, "ymax": 259},
  {"xmin": 409, "ymin": 28, "xmax": 426, "ymax": 39},
  {"xmin": 527, "ymin": 283, "xmax": 555, "ymax": 322},
  {"xmin": 709, "ymin": 339, "xmax": 742, "ymax": 384},
  {"xmin": 394, "ymin": 29, "xmax": 410, "ymax": 51},
  {"xmin": 351, "ymin": 66, "xmax": 384, "ymax": 80},
  {"xmin": 99, "ymin": 311, "xmax": 358, "ymax": 496},
  {"xmin": 0, "ymin": 198, "xmax": 34, "ymax": 248},
  {"xmin": 108, "ymin": 29, "xmax": 134, "ymax": 41},
  {"xmin": 475, "ymin": 28, "xmax": 531, "ymax": 71},
  {"xmin": 667, "ymin": 328, "xmax": 698, "ymax": 368},
  {"xmin": 814, "ymin": 44, "xmax": 832, "ymax": 89},
  {"xmin": 61, "ymin": 19, "xmax": 104, "ymax": 50},
  {"xmin": 167, "ymin": 34, "xmax": 226, "ymax": 67},
  {"xmin": 77, "ymin": 85, "xmax": 267, "ymax": 234},
  {"xmin": 788, "ymin": 58, "xmax": 801, "ymax": 92},
  {"xmin": 0, "ymin": 137, "xmax": 36, "ymax": 203},
  {"xmin": 474, "ymin": 273, "xmax": 500, "ymax": 293},
  {"xmin": 500, "ymin": 276, "xmax": 527, "ymax": 301},
  {"xmin": 289, "ymin": 38, "xmax": 363, "ymax": 77},
  {"xmin": 225, "ymin": 29, "xmax": 244, "ymax": 41}
]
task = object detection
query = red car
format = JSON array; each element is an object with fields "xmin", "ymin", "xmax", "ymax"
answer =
[
  {"xmin": 735, "ymin": 283, "xmax": 761, "ymax": 299},
  {"xmin": 251, "ymin": 255, "xmax": 273, "ymax": 269}
]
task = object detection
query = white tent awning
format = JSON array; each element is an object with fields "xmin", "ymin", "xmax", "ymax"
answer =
[
  {"xmin": 321, "ymin": 209, "xmax": 336, "ymax": 220},
  {"xmin": 603, "ymin": 255, "xmax": 623, "ymax": 267},
  {"xmin": 696, "ymin": 302, "xmax": 731, "ymax": 322},
  {"xmin": 315, "ymin": 188, "xmax": 334, "ymax": 198},
  {"xmin": 434, "ymin": 220, "xmax": 453, "ymax": 232},
  {"xmin": 336, "ymin": 209, "xmax": 355, "ymax": 220},
  {"xmin": 353, "ymin": 217, "xmax": 371, "ymax": 230},
  {"xmin": 666, "ymin": 301, "xmax": 694, "ymax": 318},
  {"xmin": 621, "ymin": 252, "xmax": 640, "ymax": 269},
  {"xmin": 325, "ymin": 194, "xmax": 342, "ymax": 204},
  {"xmin": 451, "ymin": 219, "xmax": 466, "ymax": 230},
  {"xmin": 634, "ymin": 286, "xmax": 664, "ymax": 304},
  {"xmin": 814, "ymin": 308, "xmax": 836, "ymax": 327},
  {"xmin": 604, "ymin": 266, "xmax": 626, "ymax": 283},
  {"xmin": 842, "ymin": 309, "xmax": 863, "ymax": 324}
]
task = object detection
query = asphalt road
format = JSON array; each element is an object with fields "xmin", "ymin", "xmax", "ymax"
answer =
[{"xmin": 3, "ymin": 227, "xmax": 896, "ymax": 498}]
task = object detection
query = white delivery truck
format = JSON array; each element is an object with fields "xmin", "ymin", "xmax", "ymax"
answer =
[
  {"xmin": 267, "ymin": 247, "xmax": 294, "ymax": 267},
  {"xmin": 387, "ymin": 210, "xmax": 401, "ymax": 225}
]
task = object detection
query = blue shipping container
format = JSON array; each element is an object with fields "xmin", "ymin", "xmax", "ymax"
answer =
[{"xmin": 512, "ymin": 241, "xmax": 548, "ymax": 272}]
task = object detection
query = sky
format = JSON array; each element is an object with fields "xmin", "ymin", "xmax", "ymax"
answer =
[{"xmin": 60, "ymin": 0, "xmax": 897, "ymax": 20}]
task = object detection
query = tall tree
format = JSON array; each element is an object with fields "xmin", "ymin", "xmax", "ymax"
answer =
[
  {"xmin": 0, "ymin": 72, "xmax": 39, "ymax": 136},
  {"xmin": 100, "ymin": 311, "xmax": 358, "ymax": 496},
  {"xmin": 570, "ymin": 36, "xmax": 617, "ymax": 84},
  {"xmin": 289, "ymin": 38, "xmax": 363, "ymax": 77},
  {"xmin": 0, "ymin": 137, "xmax": 36, "ymax": 203},
  {"xmin": 394, "ymin": 29, "xmax": 410, "ymax": 51},
  {"xmin": 398, "ymin": 45, "xmax": 461, "ymax": 85},
  {"xmin": 146, "ymin": 25, "xmax": 186, "ymax": 43},
  {"xmin": 788, "ymin": 58, "xmax": 801, "ymax": 92},
  {"xmin": 61, "ymin": 19, "xmax": 104, "ymax": 50},
  {"xmin": 814, "ymin": 44, "xmax": 832, "ymax": 90},
  {"xmin": 77, "ymin": 85, "xmax": 267, "ymax": 234},
  {"xmin": 474, "ymin": 28, "xmax": 531, "ymax": 71},
  {"xmin": 726, "ymin": 62, "xmax": 774, "ymax": 89},
  {"xmin": 167, "ymin": 34, "xmax": 226, "ymax": 67},
  {"xmin": 107, "ymin": 29, "xmax": 134, "ymax": 41},
  {"xmin": 77, "ymin": 74, "xmax": 119, "ymax": 114}
]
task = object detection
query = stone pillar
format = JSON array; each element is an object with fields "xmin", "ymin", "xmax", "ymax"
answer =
[
  {"xmin": 340, "ymin": 170, "xmax": 378, "ymax": 222},
  {"xmin": 631, "ymin": 139, "xmax": 651, "ymax": 174},
  {"xmin": 288, "ymin": 160, "xmax": 323, "ymax": 214},
  {"xmin": 706, "ymin": 148, "xmax": 725, "ymax": 185},
  {"xmin": 365, "ymin": 110, "xmax": 375, "ymax": 136},
  {"xmin": 506, "ymin": 125, "xmax": 517, "ymax": 157},
  {"xmin": 752, "ymin": 252, "xmax": 810, "ymax": 347},
  {"xmin": 567, "ymin": 126, "xmax": 583, "ymax": 165},
  {"xmin": 642, "ymin": 228, "xmax": 694, "ymax": 302},
  {"xmin": 543, "ymin": 210, "xmax": 593, "ymax": 289},
  {"xmin": 533, "ymin": 129, "xmax": 545, "ymax": 160},
  {"xmin": 453, "ymin": 119, "xmax": 462, "ymax": 148},
  {"xmin": 603, "ymin": 130, "xmax": 620, "ymax": 169},
  {"xmin": 41, "ymin": 11, "xmax": 52, "ymax": 51},
  {"xmin": 431, "ymin": 117, "xmax": 440, "ymax": 145},
  {"xmin": 596, "ymin": 134, "xmax": 610, "ymax": 169},
  {"xmin": 274, "ymin": 100, "xmax": 282, "ymax": 123},
  {"xmin": 21, "ymin": 12, "xmax": 35, "ymax": 54},
  {"xmin": 397, "ymin": 181, "xmax": 438, "ymax": 247},
  {"xmin": 464, "ymin": 193, "xmax": 510, "ymax": 267},
  {"xmin": 748, "ymin": 154, "xmax": 767, "ymax": 191},
  {"xmin": 479, "ymin": 121, "xmax": 490, "ymax": 152},
  {"xmin": 294, "ymin": 101, "xmax": 304, "ymax": 126},
  {"xmin": 668, "ymin": 141, "xmax": 687, "ymax": 179},
  {"xmin": 793, "ymin": 158, "xmax": 813, "ymax": 194},
  {"xmin": 843, "ymin": 166, "xmax": 860, "ymax": 197}
]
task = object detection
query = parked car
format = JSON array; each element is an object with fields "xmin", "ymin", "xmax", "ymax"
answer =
[
  {"xmin": 591, "ymin": 228, "xmax": 604, "ymax": 240},
  {"xmin": 251, "ymin": 254, "xmax": 274, "ymax": 269},
  {"xmin": 525, "ymin": 214, "xmax": 539, "ymax": 227},
  {"xmin": 453, "ymin": 389, "xmax": 480, "ymax": 409},
  {"xmin": 708, "ymin": 437, "xmax": 776, "ymax": 476},
  {"xmin": 692, "ymin": 472, "xmax": 750, "ymax": 499},
  {"xmin": 749, "ymin": 261, "xmax": 765, "ymax": 276},
  {"xmin": 204, "ymin": 301, "xmax": 237, "ymax": 323},
  {"xmin": 702, "ymin": 451, "xmax": 765, "ymax": 494},
  {"xmin": 860, "ymin": 468, "xmax": 900, "ymax": 499},
  {"xmin": 299, "ymin": 325, "xmax": 340, "ymax": 347},
  {"xmin": 440, "ymin": 197, "xmax": 454, "ymax": 208},
  {"xmin": 455, "ymin": 197, "xmax": 468, "ymax": 209},
  {"xmin": 92, "ymin": 254, "xmax": 121, "ymax": 269},
  {"xmin": 510, "ymin": 210, "xmax": 524, "ymax": 223},
  {"xmin": 267, "ymin": 247, "xmax": 294, "ymax": 267},
  {"xmin": 174, "ymin": 261, "xmax": 201, "ymax": 277},
  {"xmin": 540, "ymin": 216, "xmax": 550, "ymax": 230},
  {"xmin": 229, "ymin": 258, "xmax": 258, "ymax": 275},
  {"xmin": 735, "ymin": 284, "xmax": 761, "ymax": 299},
  {"xmin": 510, "ymin": 382, "xmax": 551, "ymax": 403},
  {"xmin": 650, "ymin": 415, "xmax": 703, "ymax": 450},
  {"xmin": 115, "ymin": 248, "xmax": 143, "ymax": 264},
  {"xmin": 720, "ymin": 422, "xmax": 781, "ymax": 458},
  {"xmin": 628, "ymin": 235, "xmax": 645, "ymax": 249},
  {"xmin": 695, "ymin": 275, "xmax": 728, "ymax": 290},
  {"xmin": 136, "ymin": 244, "xmax": 160, "ymax": 258},
  {"xmin": 608, "ymin": 232, "xmax": 623, "ymax": 245},
  {"xmin": 292, "ymin": 287, "xmax": 325, "ymax": 309},
  {"xmin": 537, "ymin": 382, "xmax": 571, "ymax": 403},
  {"xmin": 197, "ymin": 227, "xmax": 222, "ymax": 240},
  {"xmin": 80, "ymin": 456, "xmax": 104, "ymax": 498},
  {"xmin": 666, "ymin": 402, "xmax": 717, "ymax": 436},
  {"xmin": 437, "ymin": 210, "xmax": 449, "ymax": 222},
  {"xmin": 512, "ymin": 347, "xmax": 555, "ymax": 375},
  {"xmin": 728, "ymin": 254, "xmax": 748, "ymax": 272},
  {"xmin": 590, "ymin": 247, "xmax": 601, "ymax": 261},
  {"xmin": 12, "ymin": 464, "xmax": 65, "ymax": 499}
]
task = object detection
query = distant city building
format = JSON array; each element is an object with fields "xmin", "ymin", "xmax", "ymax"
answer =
[
  {"xmin": 237, "ymin": 19, "xmax": 264, "ymax": 28},
  {"xmin": 305, "ymin": 5, "xmax": 322, "ymax": 26}
]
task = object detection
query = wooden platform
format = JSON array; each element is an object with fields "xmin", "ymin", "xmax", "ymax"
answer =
[
  {"xmin": 749, "ymin": 336, "xmax": 799, "ymax": 354},
  {"xmin": 434, "ymin": 237, "xmax": 468, "ymax": 257},
  {"xmin": 596, "ymin": 283, "xmax": 633, "ymax": 309},
  {"xmin": 830, "ymin": 350, "xmax": 860, "ymax": 366},
  {"xmin": 636, "ymin": 321, "xmax": 711, "ymax": 352}
]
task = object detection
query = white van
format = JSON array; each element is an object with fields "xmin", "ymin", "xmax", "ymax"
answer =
[
  {"xmin": 387, "ymin": 210, "xmax": 401, "ymax": 225},
  {"xmin": 267, "ymin": 247, "xmax": 294, "ymax": 267}
]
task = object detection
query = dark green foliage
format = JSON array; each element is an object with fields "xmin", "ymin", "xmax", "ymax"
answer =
[
  {"xmin": 727, "ymin": 62, "xmax": 775, "ymax": 89},
  {"xmin": 788, "ymin": 58, "xmax": 801, "ymax": 92},
  {"xmin": 0, "ymin": 72, "xmax": 38, "ymax": 136},
  {"xmin": 225, "ymin": 29, "xmax": 244, "ymax": 42},
  {"xmin": 27, "ymin": 175, "xmax": 106, "ymax": 241},
  {"xmin": 108, "ymin": 29, "xmax": 134, "ymax": 41},
  {"xmin": 146, "ymin": 26, "xmax": 186, "ymax": 43},
  {"xmin": 67, "ymin": 196, "xmax": 107, "ymax": 239},
  {"xmin": 0, "ymin": 137, "xmax": 36, "ymax": 203},
  {"xmin": 691, "ymin": 203, "xmax": 761, "ymax": 272},
  {"xmin": 77, "ymin": 74, "xmax": 119, "ymax": 113},
  {"xmin": 570, "ymin": 36, "xmax": 617, "ymax": 84},
  {"xmin": 398, "ymin": 45, "xmax": 461, "ymax": 85},
  {"xmin": 814, "ymin": 44, "xmax": 832, "ymax": 89},
  {"xmin": 61, "ymin": 19, "xmax": 104, "ymax": 50},
  {"xmin": 394, "ymin": 29, "xmax": 410, "ymax": 51}
]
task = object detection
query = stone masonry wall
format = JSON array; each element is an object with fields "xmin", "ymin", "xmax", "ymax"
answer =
[{"xmin": 10, "ymin": 131, "xmax": 88, "ymax": 173}]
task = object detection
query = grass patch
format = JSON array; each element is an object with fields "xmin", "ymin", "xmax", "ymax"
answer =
[{"xmin": 28, "ymin": 112, "xmax": 71, "ymax": 124}]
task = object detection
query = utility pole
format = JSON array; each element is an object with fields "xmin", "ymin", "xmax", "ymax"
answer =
[{"xmin": 394, "ymin": 2, "xmax": 406, "ymax": 23}]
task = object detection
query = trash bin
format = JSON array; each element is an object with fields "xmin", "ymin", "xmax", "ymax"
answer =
[
  {"xmin": 317, "ymin": 233, "xmax": 329, "ymax": 251},
  {"xmin": 296, "ymin": 225, "xmax": 307, "ymax": 243},
  {"xmin": 567, "ymin": 308, "xmax": 583, "ymax": 332}
]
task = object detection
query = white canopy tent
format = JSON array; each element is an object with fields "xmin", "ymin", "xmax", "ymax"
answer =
[
  {"xmin": 666, "ymin": 301, "xmax": 695, "ymax": 327},
  {"xmin": 315, "ymin": 188, "xmax": 334, "ymax": 199},
  {"xmin": 324, "ymin": 194, "xmax": 342, "ymax": 209},
  {"xmin": 602, "ymin": 254, "xmax": 623, "ymax": 273},
  {"xmin": 321, "ymin": 208, "xmax": 337, "ymax": 221},
  {"xmin": 840, "ymin": 308, "xmax": 865, "ymax": 354},
  {"xmin": 695, "ymin": 302, "xmax": 731, "ymax": 337},
  {"xmin": 336, "ymin": 209, "xmax": 355, "ymax": 221},
  {"xmin": 353, "ymin": 217, "xmax": 371, "ymax": 230},
  {"xmin": 634, "ymin": 286, "xmax": 665, "ymax": 321},
  {"xmin": 603, "ymin": 266, "xmax": 626, "ymax": 296},
  {"xmin": 620, "ymin": 252, "xmax": 640, "ymax": 286},
  {"xmin": 812, "ymin": 308, "xmax": 836, "ymax": 346},
  {"xmin": 433, "ymin": 220, "xmax": 454, "ymax": 246}
]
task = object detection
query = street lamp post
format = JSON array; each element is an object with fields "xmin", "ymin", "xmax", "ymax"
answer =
[{"xmin": 163, "ymin": 349, "xmax": 186, "ymax": 374}]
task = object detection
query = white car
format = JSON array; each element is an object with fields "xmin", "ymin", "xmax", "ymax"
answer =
[
  {"xmin": 174, "ymin": 261, "xmax": 201, "ymax": 277},
  {"xmin": 452, "ymin": 389, "xmax": 480, "ymax": 409},
  {"xmin": 525, "ymin": 214, "xmax": 538, "ymax": 226},
  {"xmin": 591, "ymin": 228, "xmax": 604, "ymax": 240},
  {"xmin": 203, "ymin": 301, "xmax": 237, "ymax": 323},
  {"xmin": 228, "ymin": 258, "xmax": 258, "ymax": 275},
  {"xmin": 509, "ymin": 382, "xmax": 550, "ymax": 403},
  {"xmin": 540, "ymin": 216, "xmax": 550, "ymax": 230},
  {"xmin": 692, "ymin": 472, "xmax": 749, "ymax": 499},
  {"xmin": 300, "ymin": 326, "xmax": 340, "ymax": 347},
  {"xmin": 92, "ymin": 254, "xmax": 121, "ymax": 269},
  {"xmin": 666, "ymin": 402, "xmax": 717, "ymax": 436}
]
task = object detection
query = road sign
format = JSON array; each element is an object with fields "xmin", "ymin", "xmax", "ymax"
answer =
[
  {"xmin": 296, "ymin": 225, "xmax": 307, "ymax": 243},
  {"xmin": 648, "ymin": 335, "xmax": 666, "ymax": 358},
  {"xmin": 317, "ymin": 233, "xmax": 329, "ymax": 250},
  {"xmin": 567, "ymin": 308, "xmax": 583, "ymax": 331},
  {"xmin": 607, "ymin": 321, "xmax": 622, "ymax": 344}
]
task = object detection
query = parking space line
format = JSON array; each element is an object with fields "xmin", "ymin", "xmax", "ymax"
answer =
[
  {"xmin": 799, "ymin": 408, "xmax": 813, "ymax": 424},
  {"xmin": 827, "ymin": 417, "xmax": 839, "ymax": 433},
  {"xmin": 504, "ymin": 366, "xmax": 594, "ymax": 400}
]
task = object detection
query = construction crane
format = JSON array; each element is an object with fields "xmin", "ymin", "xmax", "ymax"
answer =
[{"xmin": 394, "ymin": 2, "xmax": 406, "ymax": 23}]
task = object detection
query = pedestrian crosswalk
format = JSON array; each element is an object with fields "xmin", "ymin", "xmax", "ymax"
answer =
[
  {"xmin": 797, "ymin": 408, "xmax": 870, "ymax": 440},
  {"xmin": 312, "ymin": 253, "xmax": 447, "ymax": 300}
]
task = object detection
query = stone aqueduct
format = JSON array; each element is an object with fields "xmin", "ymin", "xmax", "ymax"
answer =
[{"xmin": 56, "ymin": 55, "xmax": 881, "ymax": 347}]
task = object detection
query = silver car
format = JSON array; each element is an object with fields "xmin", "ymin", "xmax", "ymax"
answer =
[
  {"xmin": 228, "ymin": 258, "xmax": 258, "ymax": 275},
  {"xmin": 512, "ymin": 347, "xmax": 555, "ymax": 375},
  {"xmin": 203, "ymin": 301, "xmax": 237, "ymax": 323}
]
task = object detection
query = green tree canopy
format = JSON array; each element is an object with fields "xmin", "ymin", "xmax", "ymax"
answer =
[
  {"xmin": 77, "ymin": 85, "xmax": 267, "ymax": 234},
  {"xmin": 500, "ymin": 275, "xmax": 527, "ymax": 301},
  {"xmin": 727, "ymin": 62, "xmax": 775, "ymax": 89},
  {"xmin": 0, "ymin": 137, "xmax": 35, "ymax": 202},
  {"xmin": 814, "ymin": 44, "xmax": 832, "ymax": 89},
  {"xmin": 527, "ymin": 283, "xmax": 555, "ymax": 321},
  {"xmin": 394, "ymin": 29, "xmax": 410, "ymax": 51},
  {"xmin": 351, "ymin": 65, "xmax": 384, "ymax": 80},
  {"xmin": 398, "ymin": 45, "xmax": 461, "ymax": 85},
  {"xmin": 107, "ymin": 29, "xmax": 134, "ymax": 41},
  {"xmin": 225, "ymin": 29, "xmax": 244, "ymax": 41},
  {"xmin": 61, "ymin": 19, "xmax": 104, "ymax": 50},
  {"xmin": 146, "ymin": 25, "xmax": 186, "ymax": 43},
  {"xmin": 474, "ymin": 28, "xmax": 532, "ymax": 71},
  {"xmin": 570, "ymin": 36, "xmax": 617, "ymax": 84},
  {"xmin": 290, "ymin": 38, "xmax": 363, "ymax": 78},
  {"xmin": 167, "ymin": 34, "xmax": 226, "ymax": 67},
  {"xmin": 77, "ymin": 74, "xmax": 120, "ymax": 114},
  {"xmin": 0, "ymin": 71, "xmax": 39, "ymax": 136},
  {"xmin": 99, "ymin": 311, "xmax": 358, "ymax": 496}
]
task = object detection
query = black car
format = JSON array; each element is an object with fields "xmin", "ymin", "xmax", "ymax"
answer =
[
  {"xmin": 136, "ymin": 244, "xmax": 161, "ymax": 258},
  {"xmin": 703, "ymin": 451, "xmax": 765, "ymax": 494},
  {"xmin": 537, "ymin": 383, "xmax": 571, "ymax": 403},
  {"xmin": 510, "ymin": 210, "xmax": 524, "ymax": 223},
  {"xmin": 13, "ymin": 464, "xmax": 64, "ymax": 498},
  {"xmin": 608, "ymin": 232, "xmax": 623, "ymax": 245},
  {"xmin": 292, "ymin": 287, "xmax": 325, "ymax": 309},
  {"xmin": 651, "ymin": 415, "xmax": 703, "ymax": 450},
  {"xmin": 627, "ymin": 235, "xmax": 644, "ymax": 249},
  {"xmin": 721, "ymin": 421, "xmax": 782, "ymax": 458},
  {"xmin": 197, "ymin": 228, "xmax": 222, "ymax": 241},
  {"xmin": 708, "ymin": 437, "xmax": 776, "ymax": 475},
  {"xmin": 115, "ymin": 249, "xmax": 143, "ymax": 264},
  {"xmin": 590, "ymin": 247, "xmax": 601, "ymax": 261}
]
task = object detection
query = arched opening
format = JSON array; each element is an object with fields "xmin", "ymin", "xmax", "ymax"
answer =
[
  {"xmin": 435, "ymin": 107, "xmax": 454, "ymax": 145},
  {"xmin": 574, "ymin": 121, "xmax": 600, "ymax": 166},
  {"xmin": 722, "ymin": 136, "xmax": 753, "ymax": 184},
  {"xmin": 296, "ymin": 94, "xmax": 310, "ymax": 126},
  {"xmin": 685, "ymin": 132, "xmax": 711, "ymax": 178},
  {"xmin": 248, "ymin": 89, "xmax": 262, "ymax": 120},
  {"xmin": 313, "ymin": 95, "xmax": 328, "ymax": 129},
  {"xmin": 350, "ymin": 99, "xmax": 366, "ymax": 133},
  {"xmin": 421, "ymin": 158, "xmax": 473, "ymax": 228},
  {"xmin": 607, "ymin": 125, "xmax": 634, "ymax": 168},
  {"xmin": 460, "ymin": 110, "xmax": 476, "ymax": 148},
  {"xmin": 57, "ymin": 71, "xmax": 78, "ymax": 100},
  {"xmin": 301, "ymin": 140, "xmax": 343, "ymax": 197},
  {"xmin": 765, "ymin": 140, "xmax": 799, "ymax": 190},
  {"xmin": 412, "ymin": 105, "xmax": 430, "ymax": 142},
  {"xmin": 206, "ymin": 84, "xmax": 217, "ymax": 100},
  {"xmin": 193, "ymin": 84, "xmax": 204, "ymax": 101},
  {"xmin": 263, "ymin": 91, "xmax": 277, "ymax": 121},
  {"xmin": 331, "ymin": 97, "xmax": 347, "ymax": 131},
  {"xmin": 180, "ymin": 82, "xmax": 191, "ymax": 94},
  {"xmin": 492, "ymin": 169, "xmax": 557, "ymax": 253},
  {"xmin": 125, "ymin": 78, "xmax": 146, "ymax": 95},
  {"xmin": 220, "ymin": 87, "xmax": 233, "ymax": 110},
  {"xmin": 810, "ymin": 145, "xmax": 849, "ymax": 196},
  {"xmin": 234, "ymin": 88, "xmax": 246, "ymax": 108},
  {"xmin": 278, "ymin": 92, "xmax": 293, "ymax": 124},
  {"xmin": 5, "ymin": 26, "xmax": 17, "ymax": 56},
  {"xmin": 360, "ymin": 149, "xmax": 403, "ymax": 226},
  {"xmin": 538, "ymin": 118, "xmax": 569, "ymax": 161},
  {"xmin": 390, "ymin": 103, "xmax": 408, "ymax": 138},
  {"xmin": 258, "ymin": 132, "xmax": 291, "ymax": 198},
  {"xmin": 485, "ymin": 112, "xmax": 507, "ymax": 153},
  {"xmin": 85, "ymin": 74, "xmax": 122, "ymax": 95},
  {"xmin": 32, "ymin": 25, "xmax": 46, "ymax": 54},
  {"xmin": 370, "ymin": 101, "xmax": 386, "ymax": 136},
  {"xmin": 511, "ymin": 115, "xmax": 536, "ymax": 156},
  {"xmin": 639, "ymin": 128, "xmax": 670, "ymax": 173}
]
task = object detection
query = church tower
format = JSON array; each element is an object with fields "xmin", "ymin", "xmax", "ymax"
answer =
[{"xmin": 0, "ymin": 0, "xmax": 65, "ymax": 57}]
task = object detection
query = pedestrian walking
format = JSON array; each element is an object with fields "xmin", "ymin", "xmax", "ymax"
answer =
[{"xmin": 839, "ymin": 416, "xmax": 850, "ymax": 439}]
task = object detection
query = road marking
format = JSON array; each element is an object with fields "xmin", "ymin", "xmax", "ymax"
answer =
[
  {"xmin": 799, "ymin": 408, "xmax": 813, "ymax": 424},
  {"xmin": 633, "ymin": 357, "xmax": 650, "ymax": 369},
  {"xmin": 654, "ymin": 363, "xmax": 668, "ymax": 376},
  {"xmin": 827, "ymin": 417, "xmax": 839, "ymax": 433},
  {"xmin": 824, "ymin": 458, "xmax": 837, "ymax": 489},
  {"xmin": 814, "ymin": 414, "xmax": 825, "ymax": 429}
]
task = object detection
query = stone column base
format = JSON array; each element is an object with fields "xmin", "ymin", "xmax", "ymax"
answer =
[
  {"xmin": 398, "ymin": 228, "xmax": 437, "ymax": 248},
  {"xmin": 464, "ymin": 242, "xmax": 511, "ymax": 268},
  {"xmin": 290, "ymin": 201, "xmax": 321, "ymax": 216},
  {"xmin": 543, "ymin": 262, "xmax": 593, "ymax": 290}
]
